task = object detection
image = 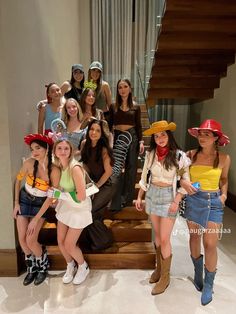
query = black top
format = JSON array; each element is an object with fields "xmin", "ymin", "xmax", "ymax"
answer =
[
  {"xmin": 109, "ymin": 104, "xmax": 142, "ymax": 141},
  {"xmin": 85, "ymin": 146, "xmax": 105, "ymax": 183},
  {"xmin": 64, "ymin": 85, "xmax": 83, "ymax": 103}
]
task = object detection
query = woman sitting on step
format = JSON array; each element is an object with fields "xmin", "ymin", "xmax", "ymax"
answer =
[
  {"xmin": 13, "ymin": 134, "xmax": 59, "ymax": 286},
  {"xmin": 180, "ymin": 119, "xmax": 230, "ymax": 306},
  {"xmin": 135, "ymin": 120, "xmax": 190, "ymax": 295},
  {"xmin": 80, "ymin": 118, "xmax": 114, "ymax": 251}
]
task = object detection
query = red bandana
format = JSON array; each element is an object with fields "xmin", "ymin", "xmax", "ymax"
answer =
[{"xmin": 156, "ymin": 146, "xmax": 169, "ymax": 161}]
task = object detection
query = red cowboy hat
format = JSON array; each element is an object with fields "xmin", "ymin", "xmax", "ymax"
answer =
[
  {"xmin": 188, "ymin": 119, "xmax": 230, "ymax": 146},
  {"xmin": 24, "ymin": 133, "xmax": 53, "ymax": 146}
]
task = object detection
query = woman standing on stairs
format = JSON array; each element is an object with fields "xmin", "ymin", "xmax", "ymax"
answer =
[
  {"xmin": 61, "ymin": 64, "xmax": 85, "ymax": 103},
  {"xmin": 109, "ymin": 78, "xmax": 144, "ymax": 211},
  {"xmin": 38, "ymin": 83, "xmax": 63, "ymax": 135},
  {"xmin": 87, "ymin": 61, "xmax": 112, "ymax": 119},
  {"xmin": 13, "ymin": 134, "xmax": 59, "ymax": 286},
  {"xmin": 135, "ymin": 121, "xmax": 190, "ymax": 295},
  {"xmin": 180, "ymin": 119, "xmax": 230, "ymax": 306}
]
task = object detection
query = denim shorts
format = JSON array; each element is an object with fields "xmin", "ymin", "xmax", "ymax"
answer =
[
  {"xmin": 18, "ymin": 187, "xmax": 47, "ymax": 218},
  {"xmin": 145, "ymin": 185, "xmax": 176, "ymax": 218},
  {"xmin": 184, "ymin": 190, "xmax": 223, "ymax": 228}
]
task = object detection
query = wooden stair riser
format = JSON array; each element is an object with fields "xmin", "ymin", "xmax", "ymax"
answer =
[
  {"xmin": 47, "ymin": 243, "xmax": 155, "ymax": 270},
  {"xmin": 40, "ymin": 220, "xmax": 152, "ymax": 244}
]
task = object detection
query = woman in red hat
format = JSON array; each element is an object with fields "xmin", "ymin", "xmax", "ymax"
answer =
[
  {"xmin": 181, "ymin": 119, "xmax": 231, "ymax": 305},
  {"xmin": 13, "ymin": 134, "xmax": 60, "ymax": 286}
]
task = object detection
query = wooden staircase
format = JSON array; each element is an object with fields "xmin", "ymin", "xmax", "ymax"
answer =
[
  {"xmin": 146, "ymin": 0, "xmax": 236, "ymax": 107},
  {"xmin": 36, "ymin": 104, "xmax": 155, "ymax": 271}
]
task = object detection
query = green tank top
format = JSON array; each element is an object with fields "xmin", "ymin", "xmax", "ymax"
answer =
[{"xmin": 60, "ymin": 160, "xmax": 78, "ymax": 192}]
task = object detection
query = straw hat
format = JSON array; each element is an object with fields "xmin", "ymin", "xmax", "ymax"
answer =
[{"xmin": 143, "ymin": 120, "xmax": 176, "ymax": 136}]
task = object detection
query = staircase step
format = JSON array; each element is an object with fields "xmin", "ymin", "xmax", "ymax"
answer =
[
  {"xmin": 40, "ymin": 217, "xmax": 151, "ymax": 244},
  {"xmin": 104, "ymin": 206, "xmax": 147, "ymax": 220},
  {"xmin": 104, "ymin": 219, "xmax": 152, "ymax": 242},
  {"xmin": 47, "ymin": 242, "xmax": 155, "ymax": 269}
]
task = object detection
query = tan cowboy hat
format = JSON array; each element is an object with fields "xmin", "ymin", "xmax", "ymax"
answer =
[{"xmin": 143, "ymin": 120, "xmax": 176, "ymax": 136}]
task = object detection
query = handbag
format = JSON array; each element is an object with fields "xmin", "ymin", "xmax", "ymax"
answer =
[
  {"xmin": 179, "ymin": 196, "xmax": 186, "ymax": 217},
  {"xmin": 146, "ymin": 151, "xmax": 155, "ymax": 189},
  {"xmin": 84, "ymin": 171, "xmax": 99, "ymax": 197},
  {"xmin": 79, "ymin": 220, "xmax": 113, "ymax": 251}
]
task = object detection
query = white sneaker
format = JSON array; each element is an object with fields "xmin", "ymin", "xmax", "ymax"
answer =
[
  {"xmin": 73, "ymin": 262, "xmax": 89, "ymax": 285},
  {"xmin": 63, "ymin": 260, "xmax": 77, "ymax": 284}
]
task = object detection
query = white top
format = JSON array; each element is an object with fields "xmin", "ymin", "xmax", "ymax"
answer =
[
  {"xmin": 139, "ymin": 149, "xmax": 191, "ymax": 196},
  {"xmin": 151, "ymin": 159, "xmax": 176, "ymax": 185}
]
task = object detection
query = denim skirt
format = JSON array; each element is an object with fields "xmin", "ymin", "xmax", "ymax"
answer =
[
  {"xmin": 145, "ymin": 185, "xmax": 176, "ymax": 218},
  {"xmin": 18, "ymin": 187, "xmax": 47, "ymax": 218},
  {"xmin": 184, "ymin": 190, "xmax": 223, "ymax": 228}
]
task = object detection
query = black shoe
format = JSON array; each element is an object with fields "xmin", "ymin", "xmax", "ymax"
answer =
[
  {"xmin": 23, "ymin": 272, "xmax": 37, "ymax": 286},
  {"xmin": 34, "ymin": 272, "xmax": 47, "ymax": 285}
]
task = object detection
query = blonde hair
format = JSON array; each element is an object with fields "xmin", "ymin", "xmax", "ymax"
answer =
[
  {"xmin": 61, "ymin": 98, "xmax": 83, "ymax": 126},
  {"xmin": 53, "ymin": 139, "xmax": 75, "ymax": 173}
]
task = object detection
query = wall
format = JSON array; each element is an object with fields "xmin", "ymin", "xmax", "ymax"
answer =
[
  {"xmin": 190, "ymin": 63, "xmax": 236, "ymax": 195},
  {"xmin": 0, "ymin": 0, "xmax": 91, "ymax": 253}
]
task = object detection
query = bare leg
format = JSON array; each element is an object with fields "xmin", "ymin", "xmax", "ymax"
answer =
[
  {"xmin": 187, "ymin": 221, "xmax": 202, "ymax": 258},
  {"xmin": 57, "ymin": 221, "xmax": 73, "ymax": 263},
  {"xmin": 64, "ymin": 228, "xmax": 84, "ymax": 265},
  {"xmin": 203, "ymin": 221, "xmax": 220, "ymax": 272},
  {"xmin": 26, "ymin": 217, "xmax": 45, "ymax": 257},
  {"xmin": 150, "ymin": 214, "xmax": 161, "ymax": 247},
  {"xmin": 16, "ymin": 216, "xmax": 31, "ymax": 255},
  {"xmin": 159, "ymin": 217, "xmax": 176, "ymax": 258}
]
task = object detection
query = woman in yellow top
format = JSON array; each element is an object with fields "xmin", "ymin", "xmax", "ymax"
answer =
[
  {"xmin": 181, "ymin": 119, "xmax": 230, "ymax": 306},
  {"xmin": 13, "ymin": 134, "xmax": 60, "ymax": 286}
]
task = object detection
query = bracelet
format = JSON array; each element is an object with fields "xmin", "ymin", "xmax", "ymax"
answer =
[{"xmin": 139, "ymin": 140, "xmax": 144, "ymax": 144}]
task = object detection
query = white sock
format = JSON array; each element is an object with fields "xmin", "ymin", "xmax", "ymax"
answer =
[
  {"xmin": 67, "ymin": 260, "xmax": 75, "ymax": 266},
  {"xmin": 79, "ymin": 261, "xmax": 87, "ymax": 268}
]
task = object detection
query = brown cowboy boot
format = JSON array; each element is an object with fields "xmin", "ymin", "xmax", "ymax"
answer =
[
  {"xmin": 149, "ymin": 246, "xmax": 161, "ymax": 283},
  {"xmin": 151, "ymin": 254, "xmax": 172, "ymax": 295}
]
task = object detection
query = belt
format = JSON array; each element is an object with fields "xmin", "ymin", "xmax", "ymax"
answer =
[{"xmin": 25, "ymin": 183, "xmax": 48, "ymax": 197}]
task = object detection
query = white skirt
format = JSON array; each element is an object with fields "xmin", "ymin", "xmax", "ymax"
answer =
[{"xmin": 55, "ymin": 196, "xmax": 92, "ymax": 229}]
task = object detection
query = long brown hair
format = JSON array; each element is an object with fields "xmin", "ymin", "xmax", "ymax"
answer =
[
  {"xmin": 79, "ymin": 88, "xmax": 97, "ymax": 117},
  {"xmin": 148, "ymin": 131, "xmax": 181, "ymax": 170},
  {"xmin": 115, "ymin": 78, "xmax": 134, "ymax": 112}
]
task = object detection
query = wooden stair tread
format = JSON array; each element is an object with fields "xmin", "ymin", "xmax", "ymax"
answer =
[
  {"xmin": 47, "ymin": 242, "xmax": 154, "ymax": 255},
  {"xmin": 104, "ymin": 207, "xmax": 147, "ymax": 220},
  {"xmin": 104, "ymin": 219, "xmax": 150, "ymax": 229}
]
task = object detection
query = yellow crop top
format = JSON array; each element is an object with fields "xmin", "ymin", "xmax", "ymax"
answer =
[
  {"xmin": 17, "ymin": 172, "xmax": 49, "ymax": 192},
  {"xmin": 190, "ymin": 165, "xmax": 222, "ymax": 191}
]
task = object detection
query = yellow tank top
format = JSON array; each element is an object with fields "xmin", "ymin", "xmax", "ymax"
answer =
[{"xmin": 190, "ymin": 165, "xmax": 222, "ymax": 191}]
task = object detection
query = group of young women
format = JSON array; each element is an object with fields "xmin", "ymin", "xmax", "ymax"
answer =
[
  {"xmin": 14, "ymin": 62, "xmax": 143, "ymax": 287},
  {"xmin": 13, "ymin": 60, "xmax": 230, "ymax": 306},
  {"xmin": 136, "ymin": 118, "xmax": 230, "ymax": 305}
]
